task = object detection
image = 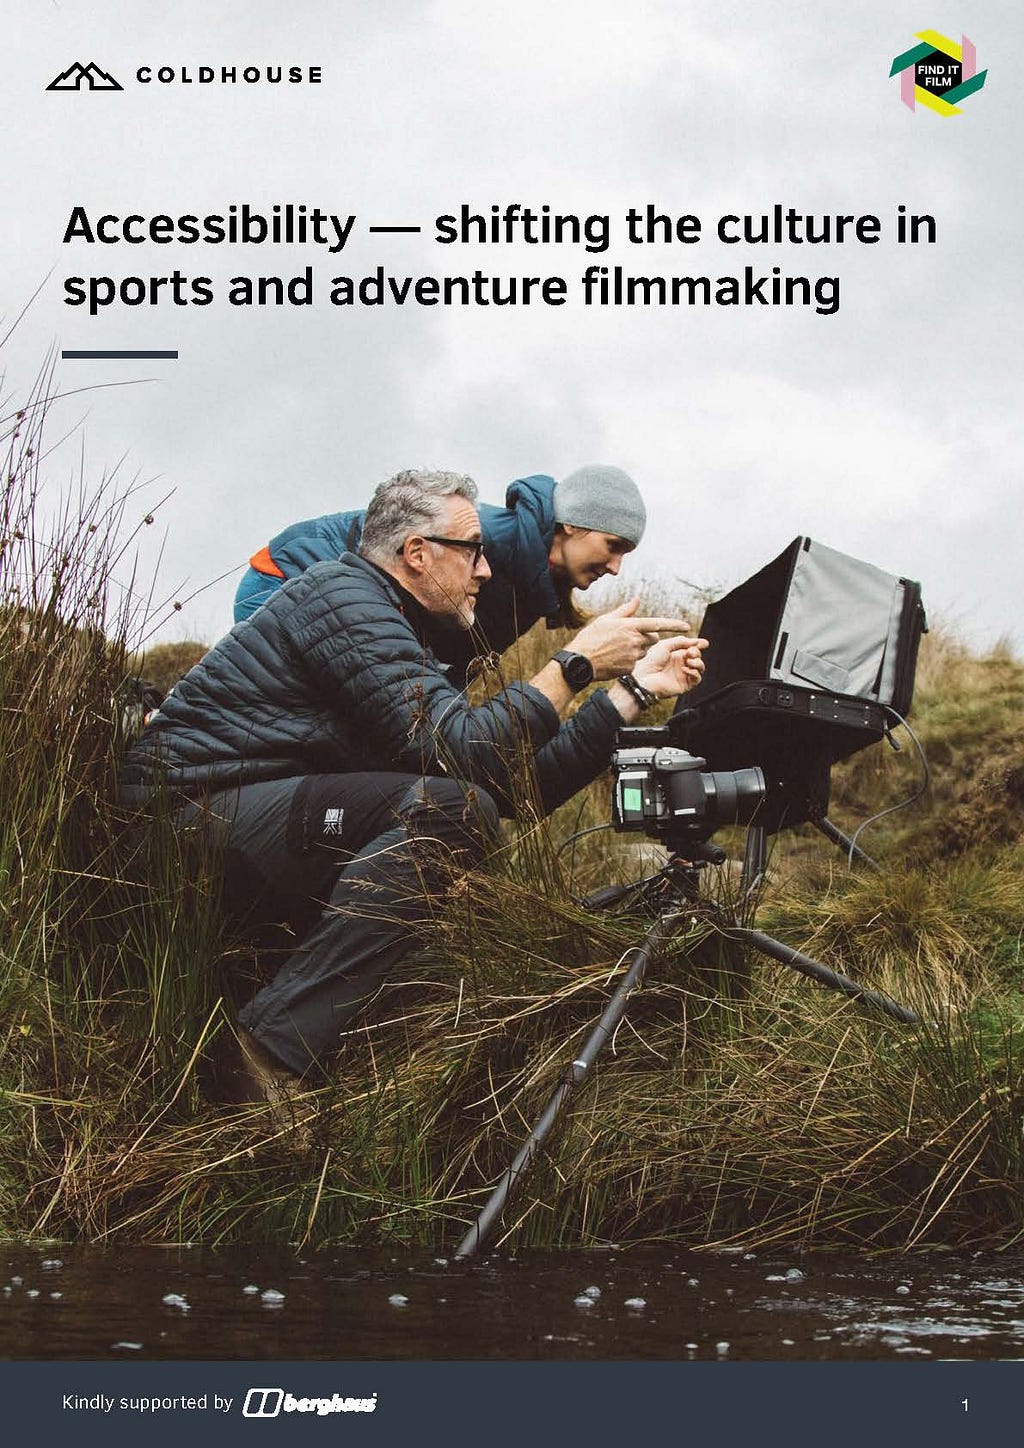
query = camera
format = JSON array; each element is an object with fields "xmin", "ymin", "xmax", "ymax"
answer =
[{"xmin": 611, "ymin": 727, "xmax": 766, "ymax": 843}]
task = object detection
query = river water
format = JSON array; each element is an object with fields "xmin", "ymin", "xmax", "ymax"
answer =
[{"xmin": 2, "ymin": 1242, "xmax": 1023, "ymax": 1361}]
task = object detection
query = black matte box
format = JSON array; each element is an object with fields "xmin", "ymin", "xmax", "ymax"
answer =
[{"xmin": 670, "ymin": 537, "xmax": 927, "ymax": 828}]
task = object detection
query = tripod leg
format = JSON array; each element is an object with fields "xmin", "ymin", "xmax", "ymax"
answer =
[
  {"xmin": 737, "ymin": 926, "xmax": 918, "ymax": 1023},
  {"xmin": 453, "ymin": 911, "xmax": 678, "ymax": 1259},
  {"xmin": 816, "ymin": 817, "xmax": 879, "ymax": 870},
  {"xmin": 740, "ymin": 824, "xmax": 768, "ymax": 903}
]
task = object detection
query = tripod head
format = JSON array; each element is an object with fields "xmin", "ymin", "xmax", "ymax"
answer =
[{"xmin": 581, "ymin": 836, "xmax": 732, "ymax": 919}]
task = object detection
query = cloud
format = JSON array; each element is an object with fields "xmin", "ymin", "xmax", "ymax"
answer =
[{"xmin": 7, "ymin": 1, "xmax": 1020, "ymax": 652}]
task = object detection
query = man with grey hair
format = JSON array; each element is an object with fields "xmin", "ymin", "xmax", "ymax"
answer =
[
  {"xmin": 357, "ymin": 468, "xmax": 484, "ymax": 628},
  {"xmin": 233, "ymin": 462, "xmax": 654, "ymax": 683},
  {"xmin": 121, "ymin": 467, "xmax": 706, "ymax": 1116}
]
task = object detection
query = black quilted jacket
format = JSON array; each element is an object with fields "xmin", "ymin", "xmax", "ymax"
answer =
[{"xmin": 120, "ymin": 553, "xmax": 622, "ymax": 817}]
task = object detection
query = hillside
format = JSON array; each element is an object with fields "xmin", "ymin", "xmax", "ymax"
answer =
[{"xmin": 3, "ymin": 569, "xmax": 1022, "ymax": 1249}]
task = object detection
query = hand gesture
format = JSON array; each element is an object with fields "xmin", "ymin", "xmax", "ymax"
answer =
[
  {"xmin": 632, "ymin": 636, "xmax": 709, "ymax": 699},
  {"xmin": 570, "ymin": 598, "xmax": 693, "ymax": 681}
]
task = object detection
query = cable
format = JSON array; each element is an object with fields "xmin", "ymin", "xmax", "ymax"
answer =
[
  {"xmin": 555, "ymin": 822, "xmax": 671, "ymax": 909},
  {"xmin": 555, "ymin": 822, "xmax": 615, "ymax": 861},
  {"xmin": 845, "ymin": 705, "xmax": 930, "ymax": 865}
]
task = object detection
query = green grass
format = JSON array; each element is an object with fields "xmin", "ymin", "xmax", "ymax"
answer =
[{"xmin": 4, "ymin": 354, "xmax": 1024, "ymax": 1251}]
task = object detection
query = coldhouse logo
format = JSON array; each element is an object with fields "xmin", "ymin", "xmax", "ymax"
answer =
[
  {"xmin": 46, "ymin": 61, "xmax": 123, "ymax": 91},
  {"xmin": 45, "ymin": 59, "xmax": 322, "ymax": 90}
]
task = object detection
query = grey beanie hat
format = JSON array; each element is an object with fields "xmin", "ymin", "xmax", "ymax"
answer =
[{"xmin": 552, "ymin": 465, "xmax": 646, "ymax": 546}]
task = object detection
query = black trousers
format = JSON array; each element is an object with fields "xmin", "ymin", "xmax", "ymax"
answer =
[{"xmin": 176, "ymin": 773, "xmax": 498, "ymax": 1077}]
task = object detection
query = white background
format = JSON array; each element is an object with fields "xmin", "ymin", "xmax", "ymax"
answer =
[{"xmin": 5, "ymin": 2, "xmax": 1020, "ymax": 651}]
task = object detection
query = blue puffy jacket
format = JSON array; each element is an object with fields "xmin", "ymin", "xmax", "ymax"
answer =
[
  {"xmin": 123, "ymin": 552, "xmax": 621, "ymax": 818},
  {"xmin": 235, "ymin": 475, "xmax": 563, "ymax": 677}
]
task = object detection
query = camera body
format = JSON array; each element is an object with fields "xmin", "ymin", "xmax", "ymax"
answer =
[{"xmin": 612, "ymin": 728, "xmax": 765, "ymax": 844}]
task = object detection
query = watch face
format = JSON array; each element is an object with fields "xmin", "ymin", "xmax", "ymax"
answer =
[{"xmin": 558, "ymin": 651, "xmax": 594, "ymax": 689}]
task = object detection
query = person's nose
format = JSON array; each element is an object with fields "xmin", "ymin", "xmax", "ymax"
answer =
[
  {"xmin": 475, "ymin": 552, "xmax": 492, "ymax": 580},
  {"xmin": 605, "ymin": 554, "xmax": 622, "ymax": 576}
]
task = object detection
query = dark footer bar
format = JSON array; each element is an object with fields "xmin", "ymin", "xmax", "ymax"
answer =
[
  {"xmin": 61, "ymin": 350, "xmax": 179, "ymax": 360},
  {"xmin": 0, "ymin": 1360, "xmax": 1015, "ymax": 1446}
]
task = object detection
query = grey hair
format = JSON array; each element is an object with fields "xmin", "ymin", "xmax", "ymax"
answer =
[{"xmin": 359, "ymin": 469, "xmax": 479, "ymax": 565}]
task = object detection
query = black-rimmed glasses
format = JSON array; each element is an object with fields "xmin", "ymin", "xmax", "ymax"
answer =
[{"xmin": 398, "ymin": 535, "xmax": 486, "ymax": 567}]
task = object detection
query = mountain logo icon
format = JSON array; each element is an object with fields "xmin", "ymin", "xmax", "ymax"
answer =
[{"xmin": 46, "ymin": 61, "xmax": 124, "ymax": 92}]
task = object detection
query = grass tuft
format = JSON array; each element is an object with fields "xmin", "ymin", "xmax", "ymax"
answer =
[{"xmin": 4, "ymin": 353, "xmax": 1024, "ymax": 1250}]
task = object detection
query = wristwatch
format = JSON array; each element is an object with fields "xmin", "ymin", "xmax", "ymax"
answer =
[{"xmin": 553, "ymin": 649, "xmax": 595, "ymax": 691}]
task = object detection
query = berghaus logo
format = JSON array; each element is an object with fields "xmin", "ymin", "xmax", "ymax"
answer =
[{"xmin": 241, "ymin": 1388, "xmax": 378, "ymax": 1417}]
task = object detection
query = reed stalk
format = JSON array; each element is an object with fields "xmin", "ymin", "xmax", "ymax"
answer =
[{"xmin": 3, "ymin": 350, "xmax": 1024, "ymax": 1250}]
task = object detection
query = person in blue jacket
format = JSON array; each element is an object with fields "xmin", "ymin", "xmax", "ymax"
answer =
[
  {"xmin": 124, "ymin": 468, "xmax": 702, "ymax": 1102},
  {"xmin": 234, "ymin": 466, "xmax": 648, "ymax": 681}
]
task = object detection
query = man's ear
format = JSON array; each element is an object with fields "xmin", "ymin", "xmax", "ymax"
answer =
[{"xmin": 400, "ymin": 534, "xmax": 427, "ymax": 572}]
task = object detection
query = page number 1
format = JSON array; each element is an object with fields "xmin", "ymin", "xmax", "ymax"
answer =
[{"xmin": 962, "ymin": 1399, "xmax": 969, "ymax": 1413}]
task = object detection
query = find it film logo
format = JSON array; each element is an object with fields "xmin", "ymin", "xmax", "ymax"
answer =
[
  {"xmin": 46, "ymin": 61, "xmax": 123, "ymax": 91},
  {"xmin": 889, "ymin": 30, "xmax": 987, "ymax": 115}
]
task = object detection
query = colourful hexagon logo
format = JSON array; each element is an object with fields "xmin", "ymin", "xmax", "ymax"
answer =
[{"xmin": 890, "ymin": 31, "xmax": 987, "ymax": 115}]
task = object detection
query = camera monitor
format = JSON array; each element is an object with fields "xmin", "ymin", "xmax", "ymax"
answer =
[{"xmin": 671, "ymin": 536, "xmax": 927, "ymax": 832}]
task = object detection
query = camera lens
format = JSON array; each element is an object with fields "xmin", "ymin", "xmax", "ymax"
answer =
[{"xmin": 702, "ymin": 766, "xmax": 766, "ymax": 827}]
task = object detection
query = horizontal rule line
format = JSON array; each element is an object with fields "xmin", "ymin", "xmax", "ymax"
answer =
[{"xmin": 61, "ymin": 350, "xmax": 179, "ymax": 360}]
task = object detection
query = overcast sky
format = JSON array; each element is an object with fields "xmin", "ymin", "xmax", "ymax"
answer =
[{"xmin": 5, "ymin": 1, "xmax": 1021, "ymax": 654}]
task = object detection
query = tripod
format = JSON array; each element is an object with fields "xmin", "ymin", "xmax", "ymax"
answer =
[{"xmin": 453, "ymin": 829, "xmax": 917, "ymax": 1260}]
